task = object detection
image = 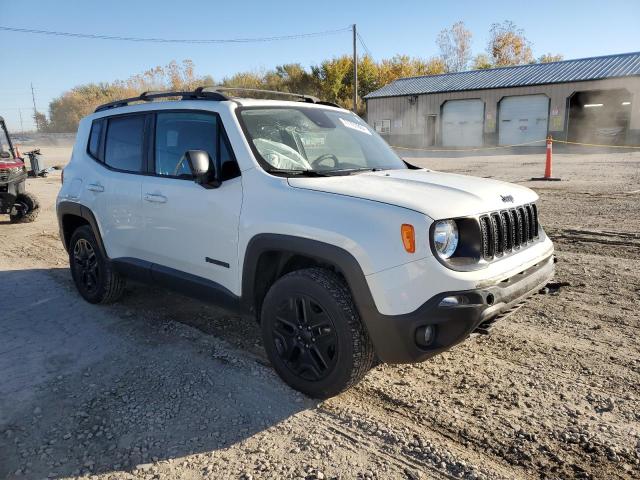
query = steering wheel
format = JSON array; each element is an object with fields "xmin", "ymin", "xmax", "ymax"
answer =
[
  {"xmin": 311, "ymin": 153, "xmax": 339, "ymax": 169},
  {"xmin": 174, "ymin": 154, "xmax": 188, "ymax": 176}
]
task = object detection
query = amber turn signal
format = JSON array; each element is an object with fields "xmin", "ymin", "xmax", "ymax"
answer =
[{"xmin": 401, "ymin": 224, "xmax": 415, "ymax": 253}]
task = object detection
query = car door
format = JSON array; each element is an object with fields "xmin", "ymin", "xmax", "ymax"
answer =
[
  {"xmin": 86, "ymin": 113, "xmax": 146, "ymax": 260},
  {"xmin": 140, "ymin": 110, "xmax": 242, "ymax": 295}
]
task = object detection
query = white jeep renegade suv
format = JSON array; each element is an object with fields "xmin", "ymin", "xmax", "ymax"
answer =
[{"xmin": 57, "ymin": 87, "xmax": 555, "ymax": 398}]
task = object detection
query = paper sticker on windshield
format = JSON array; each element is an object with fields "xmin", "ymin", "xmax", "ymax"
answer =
[{"xmin": 339, "ymin": 117, "xmax": 372, "ymax": 135}]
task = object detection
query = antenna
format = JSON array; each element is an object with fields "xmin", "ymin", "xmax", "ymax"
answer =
[
  {"xmin": 352, "ymin": 24, "xmax": 358, "ymax": 113},
  {"xmin": 30, "ymin": 83, "xmax": 38, "ymax": 131}
]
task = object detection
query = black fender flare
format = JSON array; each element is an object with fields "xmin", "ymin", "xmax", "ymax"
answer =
[
  {"xmin": 240, "ymin": 234, "xmax": 389, "ymax": 347},
  {"xmin": 57, "ymin": 201, "xmax": 108, "ymax": 258}
]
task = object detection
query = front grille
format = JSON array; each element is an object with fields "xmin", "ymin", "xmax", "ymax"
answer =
[
  {"xmin": 0, "ymin": 169, "xmax": 8, "ymax": 182},
  {"xmin": 480, "ymin": 203, "xmax": 540, "ymax": 260}
]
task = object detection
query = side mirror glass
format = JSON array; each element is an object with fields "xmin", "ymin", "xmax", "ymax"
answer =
[{"xmin": 184, "ymin": 150, "xmax": 220, "ymax": 188}]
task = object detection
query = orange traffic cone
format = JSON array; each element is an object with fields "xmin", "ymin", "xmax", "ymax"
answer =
[{"xmin": 532, "ymin": 135, "xmax": 561, "ymax": 181}]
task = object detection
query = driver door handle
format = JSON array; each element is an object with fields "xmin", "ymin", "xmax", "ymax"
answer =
[
  {"xmin": 87, "ymin": 183, "xmax": 104, "ymax": 193},
  {"xmin": 144, "ymin": 193, "xmax": 168, "ymax": 204}
]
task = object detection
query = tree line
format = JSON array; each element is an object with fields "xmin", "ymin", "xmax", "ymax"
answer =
[{"xmin": 36, "ymin": 20, "xmax": 563, "ymax": 132}]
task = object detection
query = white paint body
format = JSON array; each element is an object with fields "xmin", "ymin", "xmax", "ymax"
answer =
[{"xmin": 58, "ymin": 99, "xmax": 554, "ymax": 316}]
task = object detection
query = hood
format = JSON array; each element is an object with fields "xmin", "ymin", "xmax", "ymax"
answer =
[
  {"xmin": 288, "ymin": 169, "xmax": 538, "ymax": 219},
  {"xmin": 0, "ymin": 158, "xmax": 23, "ymax": 169}
]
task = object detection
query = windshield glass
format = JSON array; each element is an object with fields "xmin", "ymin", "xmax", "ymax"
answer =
[
  {"xmin": 238, "ymin": 107, "xmax": 407, "ymax": 174},
  {"xmin": 0, "ymin": 124, "xmax": 12, "ymax": 157}
]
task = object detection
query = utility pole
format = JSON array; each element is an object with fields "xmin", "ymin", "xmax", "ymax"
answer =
[
  {"xmin": 19, "ymin": 109, "xmax": 24, "ymax": 135},
  {"xmin": 352, "ymin": 24, "xmax": 358, "ymax": 113},
  {"xmin": 30, "ymin": 83, "xmax": 38, "ymax": 131}
]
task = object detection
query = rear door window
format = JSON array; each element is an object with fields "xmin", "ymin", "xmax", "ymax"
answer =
[{"xmin": 104, "ymin": 115, "xmax": 145, "ymax": 172}]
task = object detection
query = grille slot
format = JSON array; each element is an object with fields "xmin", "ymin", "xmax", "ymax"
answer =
[
  {"xmin": 0, "ymin": 169, "xmax": 8, "ymax": 182},
  {"xmin": 479, "ymin": 216, "xmax": 492, "ymax": 259},
  {"xmin": 480, "ymin": 203, "xmax": 540, "ymax": 261}
]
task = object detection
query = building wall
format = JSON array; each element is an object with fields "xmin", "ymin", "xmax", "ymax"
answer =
[{"xmin": 366, "ymin": 77, "xmax": 640, "ymax": 147}]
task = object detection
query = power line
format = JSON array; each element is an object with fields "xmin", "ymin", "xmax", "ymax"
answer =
[
  {"xmin": 356, "ymin": 32, "xmax": 372, "ymax": 58},
  {"xmin": 0, "ymin": 25, "xmax": 351, "ymax": 44}
]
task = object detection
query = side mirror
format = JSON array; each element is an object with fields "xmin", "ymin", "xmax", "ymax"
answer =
[
  {"xmin": 184, "ymin": 150, "xmax": 220, "ymax": 188},
  {"xmin": 0, "ymin": 150, "xmax": 10, "ymax": 159}
]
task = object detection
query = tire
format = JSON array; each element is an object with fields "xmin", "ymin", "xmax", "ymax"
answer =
[
  {"xmin": 9, "ymin": 192, "xmax": 39, "ymax": 223},
  {"xmin": 69, "ymin": 225, "xmax": 125, "ymax": 304},
  {"xmin": 261, "ymin": 268, "xmax": 375, "ymax": 398}
]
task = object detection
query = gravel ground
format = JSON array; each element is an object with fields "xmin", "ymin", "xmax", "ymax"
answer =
[{"xmin": 0, "ymin": 147, "xmax": 638, "ymax": 479}]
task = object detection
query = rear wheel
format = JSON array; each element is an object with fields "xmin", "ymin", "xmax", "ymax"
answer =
[
  {"xmin": 69, "ymin": 226, "xmax": 125, "ymax": 304},
  {"xmin": 261, "ymin": 268, "xmax": 375, "ymax": 398},
  {"xmin": 9, "ymin": 192, "xmax": 39, "ymax": 223}
]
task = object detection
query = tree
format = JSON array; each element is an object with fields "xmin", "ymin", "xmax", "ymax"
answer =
[
  {"xmin": 472, "ymin": 53, "xmax": 493, "ymax": 70},
  {"xmin": 487, "ymin": 21, "xmax": 533, "ymax": 66},
  {"xmin": 437, "ymin": 21, "xmax": 473, "ymax": 72},
  {"xmin": 33, "ymin": 111, "xmax": 49, "ymax": 132},
  {"xmin": 46, "ymin": 60, "xmax": 213, "ymax": 132},
  {"xmin": 538, "ymin": 53, "xmax": 564, "ymax": 63}
]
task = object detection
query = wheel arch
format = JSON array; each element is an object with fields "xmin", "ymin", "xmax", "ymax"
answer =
[
  {"xmin": 57, "ymin": 201, "xmax": 107, "ymax": 258},
  {"xmin": 241, "ymin": 234, "xmax": 378, "ymax": 326}
]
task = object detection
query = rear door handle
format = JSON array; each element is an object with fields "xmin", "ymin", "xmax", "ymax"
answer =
[
  {"xmin": 87, "ymin": 183, "xmax": 104, "ymax": 193},
  {"xmin": 144, "ymin": 193, "xmax": 168, "ymax": 204}
]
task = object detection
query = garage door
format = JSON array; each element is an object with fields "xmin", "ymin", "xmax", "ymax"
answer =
[
  {"xmin": 499, "ymin": 95, "xmax": 549, "ymax": 145},
  {"xmin": 442, "ymin": 99, "xmax": 484, "ymax": 147}
]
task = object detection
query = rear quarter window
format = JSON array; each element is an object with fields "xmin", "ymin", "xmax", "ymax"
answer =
[{"xmin": 87, "ymin": 119, "xmax": 104, "ymax": 160}]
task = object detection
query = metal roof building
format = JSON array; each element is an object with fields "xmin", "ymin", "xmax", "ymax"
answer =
[{"xmin": 364, "ymin": 52, "xmax": 640, "ymax": 148}]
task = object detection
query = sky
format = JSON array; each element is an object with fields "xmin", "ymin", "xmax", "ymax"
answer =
[{"xmin": 1, "ymin": 0, "xmax": 639, "ymax": 131}]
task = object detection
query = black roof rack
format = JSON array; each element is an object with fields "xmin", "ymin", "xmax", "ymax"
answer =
[
  {"xmin": 94, "ymin": 86, "xmax": 340, "ymax": 112},
  {"xmin": 202, "ymin": 86, "xmax": 320, "ymax": 103},
  {"xmin": 94, "ymin": 89, "xmax": 229, "ymax": 112}
]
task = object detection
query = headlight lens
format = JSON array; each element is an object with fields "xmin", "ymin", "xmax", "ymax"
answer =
[{"xmin": 433, "ymin": 220, "xmax": 459, "ymax": 259}]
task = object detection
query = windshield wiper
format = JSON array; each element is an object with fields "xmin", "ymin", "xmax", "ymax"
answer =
[
  {"xmin": 323, "ymin": 167, "xmax": 387, "ymax": 175},
  {"xmin": 266, "ymin": 168, "xmax": 330, "ymax": 177}
]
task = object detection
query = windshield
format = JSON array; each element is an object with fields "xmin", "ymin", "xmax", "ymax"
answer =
[
  {"xmin": 238, "ymin": 107, "xmax": 407, "ymax": 175},
  {"xmin": 0, "ymin": 124, "xmax": 12, "ymax": 158}
]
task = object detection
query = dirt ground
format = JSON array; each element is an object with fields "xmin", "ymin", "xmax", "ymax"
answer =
[{"xmin": 1, "ymin": 146, "xmax": 639, "ymax": 480}]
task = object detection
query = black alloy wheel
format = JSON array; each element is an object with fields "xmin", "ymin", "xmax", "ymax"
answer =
[
  {"xmin": 68, "ymin": 225, "xmax": 125, "ymax": 304},
  {"xmin": 73, "ymin": 238, "xmax": 100, "ymax": 295},
  {"xmin": 261, "ymin": 268, "xmax": 375, "ymax": 398},
  {"xmin": 272, "ymin": 294, "xmax": 339, "ymax": 381}
]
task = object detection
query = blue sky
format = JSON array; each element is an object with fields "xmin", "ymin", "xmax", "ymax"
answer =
[{"xmin": 1, "ymin": 0, "xmax": 639, "ymax": 130}]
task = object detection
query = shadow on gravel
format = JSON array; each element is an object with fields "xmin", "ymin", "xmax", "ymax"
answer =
[{"xmin": 0, "ymin": 268, "xmax": 312, "ymax": 479}]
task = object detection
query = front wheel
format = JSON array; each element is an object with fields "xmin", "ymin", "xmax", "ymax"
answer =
[
  {"xmin": 260, "ymin": 268, "xmax": 375, "ymax": 398},
  {"xmin": 9, "ymin": 192, "xmax": 39, "ymax": 223}
]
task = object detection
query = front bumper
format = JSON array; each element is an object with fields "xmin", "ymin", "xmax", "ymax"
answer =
[{"xmin": 363, "ymin": 253, "xmax": 555, "ymax": 364}]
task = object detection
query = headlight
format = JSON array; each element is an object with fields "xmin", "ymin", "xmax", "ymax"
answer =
[{"xmin": 432, "ymin": 220, "xmax": 459, "ymax": 259}]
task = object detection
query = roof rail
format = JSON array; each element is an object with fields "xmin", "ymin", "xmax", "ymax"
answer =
[
  {"xmin": 202, "ymin": 86, "xmax": 320, "ymax": 103},
  {"xmin": 94, "ymin": 89, "xmax": 230, "ymax": 112},
  {"xmin": 94, "ymin": 86, "xmax": 341, "ymax": 113},
  {"xmin": 202, "ymin": 87, "xmax": 341, "ymax": 107}
]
